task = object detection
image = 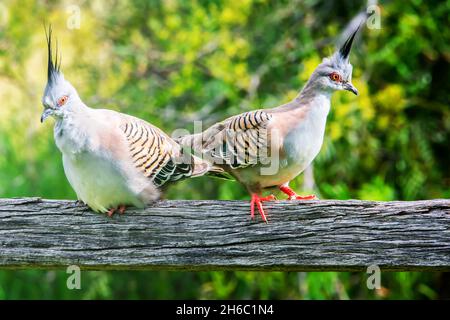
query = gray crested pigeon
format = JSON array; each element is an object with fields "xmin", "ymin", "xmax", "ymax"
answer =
[
  {"xmin": 40, "ymin": 26, "xmax": 222, "ymax": 216},
  {"xmin": 178, "ymin": 26, "xmax": 361, "ymax": 222}
]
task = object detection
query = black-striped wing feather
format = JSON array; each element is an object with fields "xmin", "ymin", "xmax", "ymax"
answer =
[
  {"xmin": 204, "ymin": 110, "xmax": 272, "ymax": 169},
  {"xmin": 122, "ymin": 121, "xmax": 193, "ymax": 187}
]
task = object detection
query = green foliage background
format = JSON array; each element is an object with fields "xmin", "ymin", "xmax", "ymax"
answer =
[{"xmin": 0, "ymin": 0, "xmax": 448, "ymax": 299}]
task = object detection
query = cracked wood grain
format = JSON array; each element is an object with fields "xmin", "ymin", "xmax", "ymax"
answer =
[{"xmin": 0, "ymin": 197, "xmax": 449, "ymax": 271}]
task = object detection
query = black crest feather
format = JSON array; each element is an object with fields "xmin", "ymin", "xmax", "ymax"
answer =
[
  {"xmin": 44, "ymin": 23, "xmax": 61, "ymax": 84},
  {"xmin": 339, "ymin": 24, "xmax": 361, "ymax": 60}
]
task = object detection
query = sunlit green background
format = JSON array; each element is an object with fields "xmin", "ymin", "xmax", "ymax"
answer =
[{"xmin": 0, "ymin": 0, "xmax": 449, "ymax": 299}]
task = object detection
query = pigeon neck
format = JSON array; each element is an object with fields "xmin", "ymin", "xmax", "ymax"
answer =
[
  {"xmin": 294, "ymin": 79, "xmax": 332, "ymax": 106},
  {"xmin": 286, "ymin": 79, "xmax": 332, "ymax": 121}
]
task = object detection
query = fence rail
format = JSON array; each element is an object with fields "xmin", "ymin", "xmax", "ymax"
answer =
[{"xmin": 0, "ymin": 197, "xmax": 449, "ymax": 271}]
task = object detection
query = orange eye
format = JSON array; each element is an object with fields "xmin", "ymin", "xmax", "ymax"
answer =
[
  {"xmin": 329, "ymin": 72, "xmax": 342, "ymax": 82},
  {"xmin": 57, "ymin": 95, "xmax": 68, "ymax": 107}
]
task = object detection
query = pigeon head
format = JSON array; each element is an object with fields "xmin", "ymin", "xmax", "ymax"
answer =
[
  {"xmin": 41, "ymin": 25, "xmax": 79, "ymax": 123},
  {"xmin": 309, "ymin": 25, "xmax": 360, "ymax": 96}
]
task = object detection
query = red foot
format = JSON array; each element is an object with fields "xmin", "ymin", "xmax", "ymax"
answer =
[
  {"xmin": 107, "ymin": 208, "xmax": 116, "ymax": 217},
  {"xmin": 250, "ymin": 194, "xmax": 276, "ymax": 223},
  {"xmin": 107, "ymin": 205, "xmax": 126, "ymax": 217},
  {"xmin": 292, "ymin": 194, "xmax": 316, "ymax": 200},
  {"xmin": 279, "ymin": 185, "xmax": 317, "ymax": 200}
]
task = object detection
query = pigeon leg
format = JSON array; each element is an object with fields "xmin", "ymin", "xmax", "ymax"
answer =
[
  {"xmin": 279, "ymin": 184, "xmax": 317, "ymax": 200},
  {"xmin": 250, "ymin": 194, "xmax": 276, "ymax": 223},
  {"xmin": 118, "ymin": 205, "xmax": 126, "ymax": 215},
  {"xmin": 107, "ymin": 208, "xmax": 116, "ymax": 217}
]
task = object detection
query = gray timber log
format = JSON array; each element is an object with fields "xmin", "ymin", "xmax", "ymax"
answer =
[{"xmin": 0, "ymin": 197, "xmax": 449, "ymax": 271}]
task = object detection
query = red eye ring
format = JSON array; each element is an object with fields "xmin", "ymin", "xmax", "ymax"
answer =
[
  {"xmin": 329, "ymin": 72, "xmax": 342, "ymax": 82},
  {"xmin": 57, "ymin": 95, "xmax": 68, "ymax": 107}
]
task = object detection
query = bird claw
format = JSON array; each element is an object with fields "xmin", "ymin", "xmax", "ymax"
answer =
[
  {"xmin": 289, "ymin": 194, "xmax": 317, "ymax": 200},
  {"xmin": 260, "ymin": 194, "xmax": 277, "ymax": 201},
  {"xmin": 107, "ymin": 208, "xmax": 116, "ymax": 217},
  {"xmin": 250, "ymin": 194, "xmax": 276, "ymax": 223},
  {"xmin": 106, "ymin": 205, "xmax": 126, "ymax": 217},
  {"xmin": 280, "ymin": 185, "xmax": 317, "ymax": 201}
]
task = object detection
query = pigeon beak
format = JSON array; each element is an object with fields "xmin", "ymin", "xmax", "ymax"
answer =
[
  {"xmin": 343, "ymin": 82, "xmax": 358, "ymax": 95},
  {"xmin": 40, "ymin": 108, "xmax": 53, "ymax": 123}
]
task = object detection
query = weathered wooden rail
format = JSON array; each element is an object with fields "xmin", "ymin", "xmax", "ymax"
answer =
[{"xmin": 0, "ymin": 198, "xmax": 449, "ymax": 271}]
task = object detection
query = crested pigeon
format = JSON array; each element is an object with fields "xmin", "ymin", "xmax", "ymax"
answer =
[
  {"xmin": 40, "ymin": 26, "xmax": 221, "ymax": 216},
  {"xmin": 178, "ymin": 26, "xmax": 361, "ymax": 222}
]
